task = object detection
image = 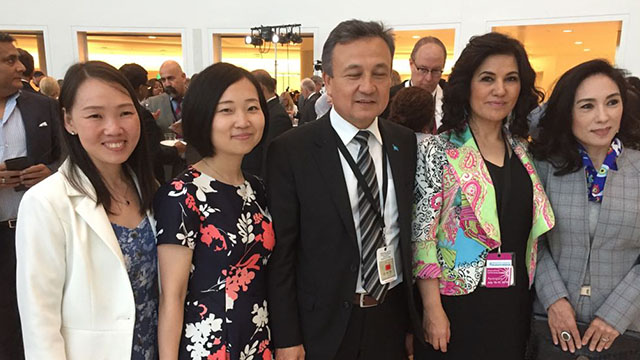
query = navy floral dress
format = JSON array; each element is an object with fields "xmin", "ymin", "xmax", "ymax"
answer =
[
  {"xmin": 111, "ymin": 217, "xmax": 159, "ymax": 360},
  {"xmin": 154, "ymin": 167, "xmax": 274, "ymax": 360}
]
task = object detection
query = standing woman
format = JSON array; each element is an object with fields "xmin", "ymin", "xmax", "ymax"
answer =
[
  {"xmin": 412, "ymin": 32, "xmax": 555, "ymax": 359},
  {"xmin": 16, "ymin": 61, "xmax": 159, "ymax": 359},
  {"xmin": 530, "ymin": 59, "xmax": 640, "ymax": 359},
  {"xmin": 154, "ymin": 63, "xmax": 274, "ymax": 360}
]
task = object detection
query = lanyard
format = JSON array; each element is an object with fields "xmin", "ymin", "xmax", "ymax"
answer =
[
  {"xmin": 332, "ymin": 128, "xmax": 388, "ymax": 231},
  {"xmin": 471, "ymin": 129, "xmax": 512, "ymax": 253}
]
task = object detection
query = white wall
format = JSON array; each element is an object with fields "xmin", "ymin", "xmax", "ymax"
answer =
[{"xmin": 2, "ymin": 0, "xmax": 639, "ymax": 78}]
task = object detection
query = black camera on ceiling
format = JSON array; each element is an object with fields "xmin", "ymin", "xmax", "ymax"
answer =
[{"xmin": 314, "ymin": 60, "xmax": 322, "ymax": 72}]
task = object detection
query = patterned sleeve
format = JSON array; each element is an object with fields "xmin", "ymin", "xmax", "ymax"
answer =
[
  {"xmin": 412, "ymin": 135, "xmax": 447, "ymax": 279},
  {"xmin": 153, "ymin": 178, "xmax": 201, "ymax": 250}
]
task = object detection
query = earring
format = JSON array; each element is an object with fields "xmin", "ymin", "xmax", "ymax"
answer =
[{"xmin": 69, "ymin": 131, "xmax": 76, "ymax": 135}]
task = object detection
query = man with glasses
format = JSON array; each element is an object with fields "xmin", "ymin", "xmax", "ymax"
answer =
[{"xmin": 382, "ymin": 36, "xmax": 447, "ymax": 129}]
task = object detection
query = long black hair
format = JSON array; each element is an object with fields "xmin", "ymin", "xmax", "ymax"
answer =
[
  {"xmin": 58, "ymin": 61, "xmax": 157, "ymax": 214},
  {"xmin": 530, "ymin": 59, "xmax": 640, "ymax": 175},
  {"xmin": 439, "ymin": 32, "xmax": 543, "ymax": 138}
]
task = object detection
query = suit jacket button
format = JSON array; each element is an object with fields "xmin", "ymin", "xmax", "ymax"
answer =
[
  {"xmin": 350, "ymin": 264, "xmax": 357, "ymax": 272},
  {"xmin": 342, "ymin": 301, "xmax": 351, "ymax": 309}
]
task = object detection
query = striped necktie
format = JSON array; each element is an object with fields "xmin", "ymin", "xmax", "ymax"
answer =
[{"xmin": 354, "ymin": 131, "xmax": 389, "ymax": 302}]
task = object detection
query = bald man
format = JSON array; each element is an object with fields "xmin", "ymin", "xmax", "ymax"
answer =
[{"xmin": 142, "ymin": 60, "xmax": 187, "ymax": 133}]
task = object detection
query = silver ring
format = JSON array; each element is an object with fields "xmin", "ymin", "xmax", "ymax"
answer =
[
  {"xmin": 561, "ymin": 331, "xmax": 572, "ymax": 342},
  {"xmin": 601, "ymin": 337, "xmax": 610, "ymax": 342}
]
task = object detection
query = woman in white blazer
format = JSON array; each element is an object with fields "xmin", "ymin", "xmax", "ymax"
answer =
[{"xmin": 16, "ymin": 61, "xmax": 159, "ymax": 360}]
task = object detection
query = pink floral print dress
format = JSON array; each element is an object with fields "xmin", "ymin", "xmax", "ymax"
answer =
[{"xmin": 154, "ymin": 167, "xmax": 274, "ymax": 360}]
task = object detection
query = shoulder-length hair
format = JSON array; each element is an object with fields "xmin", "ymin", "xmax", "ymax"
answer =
[
  {"xmin": 530, "ymin": 59, "xmax": 640, "ymax": 175},
  {"xmin": 439, "ymin": 32, "xmax": 543, "ymax": 138},
  {"xmin": 182, "ymin": 62, "xmax": 269, "ymax": 158},
  {"xmin": 58, "ymin": 61, "xmax": 157, "ymax": 214}
]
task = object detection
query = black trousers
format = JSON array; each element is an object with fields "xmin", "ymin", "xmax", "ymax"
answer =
[
  {"xmin": 334, "ymin": 286, "xmax": 409, "ymax": 360},
  {"xmin": 0, "ymin": 226, "xmax": 24, "ymax": 360}
]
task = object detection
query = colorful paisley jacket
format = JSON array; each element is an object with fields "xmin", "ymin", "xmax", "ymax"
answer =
[{"xmin": 412, "ymin": 126, "xmax": 555, "ymax": 295}]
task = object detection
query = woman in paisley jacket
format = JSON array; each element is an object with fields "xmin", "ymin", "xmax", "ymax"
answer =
[{"xmin": 412, "ymin": 32, "xmax": 555, "ymax": 359}]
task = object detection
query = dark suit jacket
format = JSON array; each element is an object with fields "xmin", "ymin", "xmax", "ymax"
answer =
[
  {"xmin": 298, "ymin": 92, "xmax": 321, "ymax": 126},
  {"xmin": 21, "ymin": 80, "xmax": 38, "ymax": 94},
  {"xmin": 15, "ymin": 90, "xmax": 61, "ymax": 170},
  {"xmin": 242, "ymin": 97, "xmax": 293, "ymax": 178},
  {"xmin": 140, "ymin": 107, "xmax": 183, "ymax": 183},
  {"xmin": 266, "ymin": 113, "xmax": 420, "ymax": 359}
]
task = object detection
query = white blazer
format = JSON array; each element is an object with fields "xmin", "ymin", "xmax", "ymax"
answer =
[{"xmin": 16, "ymin": 161, "xmax": 156, "ymax": 360}]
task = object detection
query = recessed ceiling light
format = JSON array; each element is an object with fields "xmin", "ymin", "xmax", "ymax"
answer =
[
  {"xmin": 148, "ymin": 35, "xmax": 157, "ymax": 39},
  {"xmin": 563, "ymin": 29, "xmax": 573, "ymax": 33},
  {"xmin": 574, "ymin": 41, "xmax": 583, "ymax": 45},
  {"xmin": 584, "ymin": 48, "xmax": 591, "ymax": 52},
  {"xmin": 412, "ymin": 35, "xmax": 420, "ymax": 39}
]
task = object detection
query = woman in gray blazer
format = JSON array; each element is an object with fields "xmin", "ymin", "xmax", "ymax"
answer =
[{"xmin": 530, "ymin": 59, "xmax": 640, "ymax": 359}]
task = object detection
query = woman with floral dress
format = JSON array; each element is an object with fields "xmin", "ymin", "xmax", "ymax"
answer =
[{"xmin": 154, "ymin": 63, "xmax": 274, "ymax": 360}]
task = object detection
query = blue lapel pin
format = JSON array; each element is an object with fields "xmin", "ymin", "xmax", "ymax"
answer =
[{"xmin": 393, "ymin": 144, "xmax": 399, "ymax": 151}]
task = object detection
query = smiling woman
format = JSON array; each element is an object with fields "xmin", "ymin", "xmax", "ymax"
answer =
[
  {"xmin": 529, "ymin": 59, "xmax": 640, "ymax": 359},
  {"xmin": 153, "ymin": 62, "xmax": 275, "ymax": 360},
  {"xmin": 15, "ymin": 61, "xmax": 159, "ymax": 360},
  {"xmin": 412, "ymin": 32, "xmax": 554, "ymax": 360}
]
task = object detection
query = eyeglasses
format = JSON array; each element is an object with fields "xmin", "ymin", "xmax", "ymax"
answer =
[{"xmin": 412, "ymin": 60, "xmax": 443, "ymax": 77}]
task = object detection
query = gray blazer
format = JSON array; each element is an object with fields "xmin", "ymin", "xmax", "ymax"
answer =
[
  {"xmin": 533, "ymin": 150, "xmax": 640, "ymax": 334},
  {"xmin": 141, "ymin": 93, "xmax": 176, "ymax": 133}
]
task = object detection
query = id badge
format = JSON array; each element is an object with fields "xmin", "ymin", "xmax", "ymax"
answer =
[
  {"xmin": 481, "ymin": 252, "xmax": 515, "ymax": 288},
  {"xmin": 376, "ymin": 245, "xmax": 398, "ymax": 285}
]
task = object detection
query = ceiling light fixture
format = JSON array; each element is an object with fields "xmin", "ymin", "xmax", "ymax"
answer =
[
  {"xmin": 584, "ymin": 48, "xmax": 591, "ymax": 52},
  {"xmin": 562, "ymin": 29, "xmax": 573, "ymax": 33},
  {"xmin": 148, "ymin": 35, "xmax": 157, "ymax": 39},
  {"xmin": 575, "ymin": 41, "xmax": 583, "ymax": 45}
]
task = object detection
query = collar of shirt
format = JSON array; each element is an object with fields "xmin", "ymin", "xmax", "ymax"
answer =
[
  {"xmin": 267, "ymin": 95, "xmax": 278, "ymax": 103},
  {"xmin": 329, "ymin": 107, "xmax": 382, "ymax": 148},
  {"xmin": 2, "ymin": 91, "xmax": 21, "ymax": 125}
]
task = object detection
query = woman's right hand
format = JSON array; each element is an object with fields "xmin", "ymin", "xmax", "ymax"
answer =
[
  {"xmin": 547, "ymin": 297, "xmax": 582, "ymax": 353},
  {"xmin": 423, "ymin": 303, "xmax": 450, "ymax": 352}
]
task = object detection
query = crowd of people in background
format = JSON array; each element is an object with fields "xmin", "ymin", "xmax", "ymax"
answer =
[{"xmin": 1, "ymin": 16, "xmax": 640, "ymax": 360}]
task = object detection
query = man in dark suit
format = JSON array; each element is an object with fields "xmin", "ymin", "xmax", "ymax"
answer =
[
  {"xmin": 241, "ymin": 69, "xmax": 292, "ymax": 177},
  {"xmin": 17, "ymin": 48, "xmax": 37, "ymax": 93},
  {"xmin": 381, "ymin": 36, "xmax": 447, "ymax": 130},
  {"xmin": 0, "ymin": 33, "xmax": 61, "ymax": 360},
  {"xmin": 267, "ymin": 20, "xmax": 420, "ymax": 360},
  {"xmin": 297, "ymin": 77, "xmax": 320, "ymax": 126}
]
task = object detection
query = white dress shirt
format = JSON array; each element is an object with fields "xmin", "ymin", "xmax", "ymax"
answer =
[{"xmin": 329, "ymin": 108, "xmax": 402, "ymax": 292}]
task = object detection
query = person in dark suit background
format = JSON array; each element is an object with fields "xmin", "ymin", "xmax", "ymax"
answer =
[
  {"xmin": 297, "ymin": 77, "xmax": 321, "ymax": 126},
  {"xmin": 241, "ymin": 69, "xmax": 292, "ymax": 177},
  {"xmin": 0, "ymin": 33, "xmax": 61, "ymax": 360},
  {"xmin": 267, "ymin": 19, "xmax": 420, "ymax": 360},
  {"xmin": 119, "ymin": 63, "xmax": 186, "ymax": 182},
  {"xmin": 381, "ymin": 36, "xmax": 447, "ymax": 129},
  {"xmin": 17, "ymin": 48, "xmax": 38, "ymax": 93}
]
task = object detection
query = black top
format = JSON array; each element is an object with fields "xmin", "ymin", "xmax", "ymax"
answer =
[{"xmin": 416, "ymin": 153, "xmax": 534, "ymax": 360}]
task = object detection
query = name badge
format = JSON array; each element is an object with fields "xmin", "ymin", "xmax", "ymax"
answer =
[
  {"xmin": 481, "ymin": 252, "xmax": 515, "ymax": 288},
  {"xmin": 376, "ymin": 245, "xmax": 398, "ymax": 285}
]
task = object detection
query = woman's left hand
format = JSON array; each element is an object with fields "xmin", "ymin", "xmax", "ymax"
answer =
[{"xmin": 581, "ymin": 317, "xmax": 620, "ymax": 352}]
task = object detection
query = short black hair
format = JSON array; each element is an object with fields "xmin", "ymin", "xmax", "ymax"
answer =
[
  {"xmin": 389, "ymin": 86, "xmax": 434, "ymax": 133},
  {"xmin": 17, "ymin": 48, "xmax": 34, "ymax": 77},
  {"xmin": 322, "ymin": 19, "xmax": 394, "ymax": 77},
  {"xmin": 440, "ymin": 32, "xmax": 543, "ymax": 138},
  {"xmin": 33, "ymin": 70, "xmax": 45, "ymax": 78},
  {"xmin": 530, "ymin": 59, "xmax": 640, "ymax": 175},
  {"xmin": 119, "ymin": 63, "xmax": 148, "ymax": 89},
  {"xmin": 182, "ymin": 62, "xmax": 269, "ymax": 158},
  {"xmin": 0, "ymin": 32, "xmax": 15, "ymax": 43},
  {"xmin": 58, "ymin": 61, "xmax": 157, "ymax": 214}
]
